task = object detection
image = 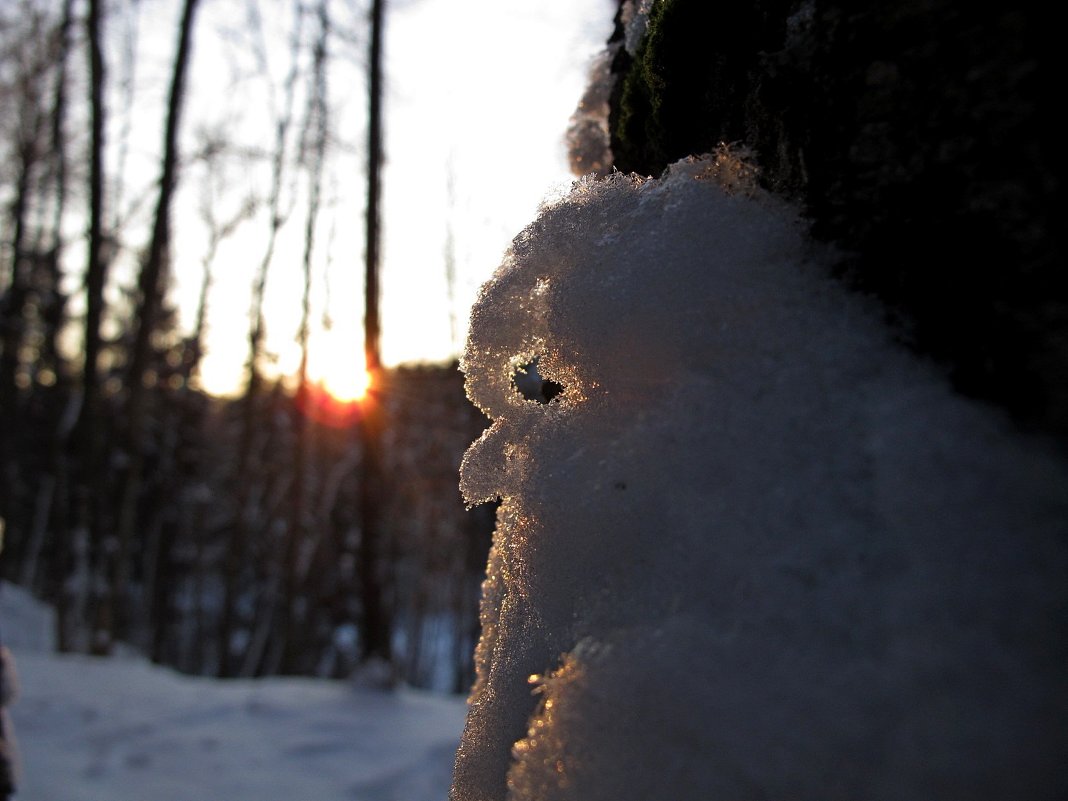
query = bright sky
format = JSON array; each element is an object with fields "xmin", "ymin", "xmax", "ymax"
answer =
[{"xmin": 137, "ymin": 0, "xmax": 615, "ymax": 397}]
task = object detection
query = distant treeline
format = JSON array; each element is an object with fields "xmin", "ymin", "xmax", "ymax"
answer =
[{"xmin": 1, "ymin": 350, "xmax": 492, "ymax": 689}]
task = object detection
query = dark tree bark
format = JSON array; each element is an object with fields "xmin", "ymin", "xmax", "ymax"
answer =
[
  {"xmin": 109, "ymin": 0, "xmax": 202, "ymax": 651},
  {"xmin": 40, "ymin": 0, "xmax": 76, "ymax": 383},
  {"xmin": 277, "ymin": 0, "xmax": 331, "ymax": 675},
  {"xmin": 220, "ymin": 1, "xmax": 304, "ymax": 678},
  {"xmin": 22, "ymin": 0, "xmax": 77, "ymax": 602},
  {"xmin": 357, "ymin": 0, "xmax": 393, "ymax": 669},
  {"xmin": 79, "ymin": 0, "xmax": 110, "ymax": 444},
  {"xmin": 0, "ymin": 6, "xmax": 50, "ymax": 541},
  {"xmin": 63, "ymin": 0, "xmax": 111, "ymax": 655},
  {"xmin": 608, "ymin": 0, "xmax": 1066, "ymax": 438}
]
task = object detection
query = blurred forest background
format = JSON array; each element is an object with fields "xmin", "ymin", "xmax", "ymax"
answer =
[
  {"xmin": 2, "ymin": 0, "xmax": 1061, "ymax": 703},
  {"xmin": 0, "ymin": 0, "xmax": 496, "ymax": 692}
]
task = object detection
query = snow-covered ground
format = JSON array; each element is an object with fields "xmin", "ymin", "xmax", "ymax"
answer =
[{"xmin": 0, "ymin": 581, "xmax": 466, "ymax": 801}]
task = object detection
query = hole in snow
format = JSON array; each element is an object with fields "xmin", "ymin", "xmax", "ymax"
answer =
[{"xmin": 512, "ymin": 357, "xmax": 564, "ymax": 404}]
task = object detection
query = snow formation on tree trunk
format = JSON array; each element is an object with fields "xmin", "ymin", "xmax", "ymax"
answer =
[{"xmin": 451, "ymin": 155, "xmax": 1068, "ymax": 801}]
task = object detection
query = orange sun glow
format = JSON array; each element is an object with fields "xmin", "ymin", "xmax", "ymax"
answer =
[
  {"xmin": 308, "ymin": 331, "xmax": 372, "ymax": 403},
  {"xmin": 321, "ymin": 363, "xmax": 372, "ymax": 403},
  {"xmin": 297, "ymin": 335, "xmax": 374, "ymax": 427}
]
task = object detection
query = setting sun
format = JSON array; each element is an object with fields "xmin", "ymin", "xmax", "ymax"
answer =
[
  {"xmin": 294, "ymin": 332, "xmax": 375, "ymax": 426},
  {"xmin": 322, "ymin": 362, "xmax": 373, "ymax": 403},
  {"xmin": 307, "ymin": 330, "xmax": 373, "ymax": 404}
]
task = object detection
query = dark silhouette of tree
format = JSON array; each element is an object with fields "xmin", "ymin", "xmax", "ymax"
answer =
[
  {"xmin": 38, "ymin": 0, "xmax": 76, "ymax": 387},
  {"xmin": 109, "ymin": 0, "xmax": 202, "ymax": 653},
  {"xmin": 219, "ymin": 0, "xmax": 304, "ymax": 678},
  {"xmin": 65, "ymin": 0, "xmax": 112, "ymax": 654},
  {"xmin": 358, "ymin": 0, "xmax": 392, "ymax": 669},
  {"xmin": 0, "ymin": 3, "xmax": 53, "ymax": 545},
  {"xmin": 278, "ymin": 0, "xmax": 331, "ymax": 674},
  {"xmin": 18, "ymin": 0, "xmax": 76, "ymax": 607}
]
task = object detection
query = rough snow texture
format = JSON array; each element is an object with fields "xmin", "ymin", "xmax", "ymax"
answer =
[{"xmin": 452, "ymin": 156, "xmax": 1068, "ymax": 801}]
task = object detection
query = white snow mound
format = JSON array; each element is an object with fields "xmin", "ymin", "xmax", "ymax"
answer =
[{"xmin": 452, "ymin": 155, "xmax": 1068, "ymax": 801}]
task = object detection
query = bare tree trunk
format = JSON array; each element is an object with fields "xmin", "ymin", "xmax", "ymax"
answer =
[
  {"xmin": 219, "ymin": 2, "xmax": 304, "ymax": 677},
  {"xmin": 40, "ymin": 0, "xmax": 76, "ymax": 383},
  {"xmin": 358, "ymin": 0, "xmax": 393, "ymax": 667},
  {"xmin": 66, "ymin": 0, "xmax": 110, "ymax": 655},
  {"xmin": 26, "ymin": 0, "xmax": 76, "ymax": 605},
  {"xmin": 109, "ymin": 0, "xmax": 202, "ymax": 651},
  {"xmin": 278, "ymin": 0, "xmax": 331, "ymax": 674},
  {"xmin": 0, "ymin": 141, "xmax": 35, "ymax": 529},
  {"xmin": 0, "ymin": 4, "xmax": 77, "ymax": 594},
  {"xmin": 0, "ymin": 35, "xmax": 47, "ymax": 543}
]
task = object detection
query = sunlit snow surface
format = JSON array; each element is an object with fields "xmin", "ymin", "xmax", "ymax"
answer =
[
  {"xmin": 0, "ymin": 582, "xmax": 466, "ymax": 801},
  {"xmin": 454, "ymin": 156, "xmax": 1068, "ymax": 800}
]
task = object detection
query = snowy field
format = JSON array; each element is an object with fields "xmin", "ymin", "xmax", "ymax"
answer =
[{"xmin": 0, "ymin": 582, "xmax": 466, "ymax": 801}]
